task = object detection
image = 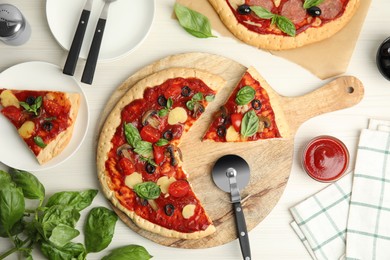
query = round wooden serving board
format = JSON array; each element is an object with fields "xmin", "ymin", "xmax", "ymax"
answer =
[{"xmin": 98, "ymin": 52, "xmax": 364, "ymax": 249}]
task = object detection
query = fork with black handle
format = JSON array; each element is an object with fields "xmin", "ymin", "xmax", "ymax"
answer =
[{"xmin": 81, "ymin": 0, "xmax": 117, "ymax": 85}]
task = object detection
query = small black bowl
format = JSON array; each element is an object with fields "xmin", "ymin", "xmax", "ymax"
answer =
[{"xmin": 376, "ymin": 37, "xmax": 390, "ymax": 81}]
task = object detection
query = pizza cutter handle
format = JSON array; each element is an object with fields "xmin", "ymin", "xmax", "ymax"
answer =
[
  {"xmin": 233, "ymin": 201, "xmax": 251, "ymax": 260},
  {"xmin": 283, "ymin": 76, "xmax": 364, "ymax": 133}
]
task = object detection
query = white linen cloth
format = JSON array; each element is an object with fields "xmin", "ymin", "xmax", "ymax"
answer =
[{"xmin": 290, "ymin": 119, "xmax": 390, "ymax": 260}]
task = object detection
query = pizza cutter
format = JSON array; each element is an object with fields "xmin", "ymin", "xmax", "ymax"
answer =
[{"xmin": 212, "ymin": 154, "xmax": 251, "ymax": 260}]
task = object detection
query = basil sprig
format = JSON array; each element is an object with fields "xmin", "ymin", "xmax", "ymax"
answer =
[
  {"xmin": 235, "ymin": 86, "xmax": 256, "ymax": 105},
  {"xmin": 186, "ymin": 92, "xmax": 203, "ymax": 111},
  {"xmin": 174, "ymin": 3, "xmax": 216, "ymax": 38},
  {"xmin": 241, "ymin": 110, "xmax": 259, "ymax": 137},
  {"xmin": 19, "ymin": 96, "xmax": 42, "ymax": 116},
  {"xmin": 156, "ymin": 138, "xmax": 169, "ymax": 146},
  {"xmin": 158, "ymin": 97, "xmax": 173, "ymax": 117},
  {"xmin": 124, "ymin": 123, "xmax": 154, "ymax": 161},
  {"xmin": 303, "ymin": 0, "xmax": 324, "ymax": 9},
  {"xmin": 133, "ymin": 182, "xmax": 161, "ymax": 200},
  {"xmin": 34, "ymin": 136, "xmax": 47, "ymax": 148},
  {"xmin": 251, "ymin": 6, "xmax": 296, "ymax": 37}
]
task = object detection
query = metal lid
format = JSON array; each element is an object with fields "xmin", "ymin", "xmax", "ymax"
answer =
[{"xmin": 0, "ymin": 4, "xmax": 25, "ymax": 38}]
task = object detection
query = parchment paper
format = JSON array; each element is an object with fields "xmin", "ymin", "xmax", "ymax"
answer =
[{"xmin": 175, "ymin": 0, "xmax": 371, "ymax": 79}]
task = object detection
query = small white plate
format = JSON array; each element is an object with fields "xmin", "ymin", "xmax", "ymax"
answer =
[
  {"xmin": 0, "ymin": 62, "xmax": 89, "ymax": 171},
  {"xmin": 46, "ymin": 0, "xmax": 155, "ymax": 62}
]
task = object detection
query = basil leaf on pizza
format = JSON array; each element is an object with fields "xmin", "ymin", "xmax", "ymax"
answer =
[
  {"xmin": 241, "ymin": 110, "xmax": 259, "ymax": 137},
  {"xmin": 124, "ymin": 123, "xmax": 142, "ymax": 148},
  {"xmin": 251, "ymin": 6, "xmax": 296, "ymax": 37},
  {"xmin": 174, "ymin": 3, "xmax": 216, "ymax": 38},
  {"xmin": 235, "ymin": 86, "xmax": 255, "ymax": 105},
  {"xmin": 19, "ymin": 96, "xmax": 42, "ymax": 116},
  {"xmin": 133, "ymin": 182, "xmax": 161, "ymax": 200},
  {"xmin": 133, "ymin": 141, "xmax": 153, "ymax": 158},
  {"xmin": 303, "ymin": 0, "xmax": 325, "ymax": 9},
  {"xmin": 205, "ymin": 94, "xmax": 215, "ymax": 102},
  {"xmin": 156, "ymin": 138, "xmax": 169, "ymax": 146},
  {"xmin": 34, "ymin": 136, "xmax": 47, "ymax": 148}
]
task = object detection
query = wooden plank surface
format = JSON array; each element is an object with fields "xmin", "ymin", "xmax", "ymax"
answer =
[{"xmin": 98, "ymin": 52, "xmax": 364, "ymax": 249}]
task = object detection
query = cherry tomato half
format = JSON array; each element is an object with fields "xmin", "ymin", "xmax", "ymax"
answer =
[
  {"xmin": 118, "ymin": 157, "xmax": 135, "ymax": 175},
  {"xmin": 140, "ymin": 124, "xmax": 160, "ymax": 143},
  {"xmin": 153, "ymin": 144, "xmax": 166, "ymax": 165},
  {"xmin": 169, "ymin": 180, "xmax": 190, "ymax": 198},
  {"xmin": 231, "ymin": 113, "xmax": 243, "ymax": 132}
]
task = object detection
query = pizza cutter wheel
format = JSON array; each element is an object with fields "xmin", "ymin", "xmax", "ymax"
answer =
[{"xmin": 212, "ymin": 154, "xmax": 251, "ymax": 260}]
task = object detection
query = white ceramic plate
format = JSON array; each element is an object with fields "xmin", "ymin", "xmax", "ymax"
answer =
[
  {"xmin": 46, "ymin": 0, "xmax": 155, "ymax": 61},
  {"xmin": 0, "ymin": 62, "xmax": 89, "ymax": 171}
]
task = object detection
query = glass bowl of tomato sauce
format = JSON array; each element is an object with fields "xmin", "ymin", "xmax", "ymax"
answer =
[{"xmin": 302, "ymin": 135, "xmax": 349, "ymax": 182}]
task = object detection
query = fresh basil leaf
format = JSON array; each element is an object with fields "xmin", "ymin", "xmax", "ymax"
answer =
[
  {"xmin": 133, "ymin": 182, "xmax": 161, "ymax": 200},
  {"xmin": 158, "ymin": 108, "xmax": 169, "ymax": 117},
  {"xmin": 303, "ymin": 0, "xmax": 324, "ymax": 9},
  {"xmin": 41, "ymin": 205, "xmax": 81, "ymax": 231},
  {"xmin": 33, "ymin": 136, "xmax": 47, "ymax": 148},
  {"xmin": 85, "ymin": 207, "xmax": 118, "ymax": 253},
  {"xmin": 124, "ymin": 123, "xmax": 142, "ymax": 148},
  {"xmin": 174, "ymin": 3, "xmax": 216, "ymax": 38},
  {"xmin": 166, "ymin": 97, "xmax": 173, "ymax": 109},
  {"xmin": 45, "ymin": 189, "xmax": 98, "ymax": 212},
  {"xmin": 156, "ymin": 139, "xmax": 169, "ymax": 146},
  {"xmin": 134, "ymin": 141, "xmax": 153, "ymax": 158},
  {"xmin": 274, "ymin": 15, "xmax": 296, "ymax": 37},
  {"xmin": 186, "ymin": 100, "xmax": 195, "ymax": 111},
  {"xmin": 19, "ymin": 96, "xmax": 42, "ymax": 116},
  {"xmin": 0, "ymin": 170, "xmax": 13, "ymax": 190},
  {"xmin": 0, "ymin": 186, "xmax": 25, "ymax": 233},
  {"xmin": 235, "ymin": 86, "xmax": 256, "ymax": 105},
  {"xmin": 241, "ymin": 110, "xmax": 260, "ymax": 137},
  {"xmin": 102, "ymin": 245, "xmax": 152, "ymax": 260},
  {"xmin": 251, "ymin": 6, "xmax": 274, "ymax": 19},
  {"xmin": 192, "ymin": 92, "xmax": 203, "ymax": 101},
  {"xmin": 49, "ymin": 224, "xmax": 80, "ymax": 248},
  {"xmin": 0, "ymin": 218, "xmax": 24, "ymax": 238},
  {"xmin": 40, "ymin": 241, "xmax": 87, "ymax": 260},
  {"xmin": 10, "ymin": 168, "xmax": 45, "ymax": 201},
  {"xmin": 205, "ymin": 95, "xmax": 215, "ymax": 102}
]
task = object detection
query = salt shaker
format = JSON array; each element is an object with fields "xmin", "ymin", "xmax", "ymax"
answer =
[{"xmin": 0, "ymin": 4, "xmax": 31, "ymax": 46}]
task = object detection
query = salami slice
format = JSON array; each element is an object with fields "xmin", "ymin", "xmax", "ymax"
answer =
[
  {"xmin": 280, "ymin": 0, "xmax": 306, "ymax": 24},
  {"xmin": 246, "ymin": 0, "xmax": 274, "ymax": 11},
  {"xmin": 318, "ymin": 0, "xmax": 343, "ymax": 20}
]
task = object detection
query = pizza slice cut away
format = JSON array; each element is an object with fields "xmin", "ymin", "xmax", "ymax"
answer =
[
  {"xmin": 97, "ymin": 68, "xmax": 226, "ymax": 239},
  {"xmin": 0, "ymin": 89, "xmax": 80, "ymax": 164},
  {"xmin": 203, "ymin": 66, "xmax": 289, "ymax": 142}
]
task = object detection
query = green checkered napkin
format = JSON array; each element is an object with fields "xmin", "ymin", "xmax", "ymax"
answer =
[
  {"xmin": 290, "ymin": 119, "xmax": 390, "ymax": 260},
  {"xmin": 346, "ymin": 123, "xmax": 390, "ymax": 260}
]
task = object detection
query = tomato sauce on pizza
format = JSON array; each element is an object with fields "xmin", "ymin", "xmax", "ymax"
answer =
[
  {"xmin": 203, "ymin": 69, "xmax": 281, "ymax": 142},
  {"xmin": 104, "ymin": 77, "xmax": 217, "ymax": 233},
  {"xmin": 228, "ymin": 0, "xmax": 350, "ymax": 36},
  {"xmin": 0, "ymin": 89, "xmax": 79, "ymax": 163}
]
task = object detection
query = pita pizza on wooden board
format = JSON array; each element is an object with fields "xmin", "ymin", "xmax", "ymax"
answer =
[{"xmin": 175, "ymin": 0, "xmax": 372, "ymax": 79}]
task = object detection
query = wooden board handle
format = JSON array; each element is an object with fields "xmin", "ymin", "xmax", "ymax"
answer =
[{"xmin": 283, "ymin": 76, "xmax": 364, "ymax": 133}]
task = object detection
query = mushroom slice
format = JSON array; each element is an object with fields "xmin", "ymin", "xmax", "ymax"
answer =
[
  {"xmin": 117, "ymin": 144, "xmax": 133, "ymax": 160},
  {"xmin": 166, "ymin": 145, "xmax": 183, "ymax": 166},
  {"xmin": 141, "ymin": 110, "xmax": 160, "ymax": 128},
  {"xmin": 258, "ymin": 115, "xmax": 271, "ymax": 128}
]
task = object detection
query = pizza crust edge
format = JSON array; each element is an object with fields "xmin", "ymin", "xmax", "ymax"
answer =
[
  {"xmin": 37, "ymin": 93, "xmax": 80, "ymax": 164},
  {"xmin": 208, "ymin": 0, "xmax": 360, "ymax": 50},
  {"xmin": 97, "ymin": 67, "xmax": 225, "ymax": 239}
]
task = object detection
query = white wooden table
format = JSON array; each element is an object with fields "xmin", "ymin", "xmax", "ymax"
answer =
[{"xmin": 1, "ymin": 0, "xmax": 390, "ymax": 259}]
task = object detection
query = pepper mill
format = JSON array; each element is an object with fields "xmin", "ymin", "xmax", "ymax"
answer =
[{"xmin": 0, "ymin": 4, "xmax": 31, "ymax": 46}]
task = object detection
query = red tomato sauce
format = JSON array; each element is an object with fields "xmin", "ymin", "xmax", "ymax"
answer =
[{"xmin": 302, "ymin": 136, "xmax": 349, "ymax": 182}]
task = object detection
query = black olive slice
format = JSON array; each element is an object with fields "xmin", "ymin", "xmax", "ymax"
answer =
[
  {"xmin": 145, "ymin": 163, "xmax": 156, "ymax": 174},
  {"xmin": 164, "ymin": 204, "xmax": 175, "ymax": 216},
  {"xmin": 217, "ymin": 125, "xmax": 226, "ymax": 137},
  {"xmin": 42, "ymin": 121, "xmax": 53, "ymax": 132},
  {"xmin": 237, "ymin": 4, "xmax": 251, "ymax": 15},
  {"xmin": 181, "ymin": 86, "xmax": 191, "ymax": 97},
  {"xmin": 26, "ymin": 96, "xmax": 36, "ymax": 105},
  {"xmin": 162, "ymin": 130, "xmax": 173, "ymax": 141},
  {"xmin": 307, "ymin": 6, "xmax": 321, "ymax": 17},
  {"xmin": 157, "ymin": 95, "xmax": 167, "ymax": 107},
  {"xmin": 251, "ymin": 99, "xmax": 262, "ymax": 110}
]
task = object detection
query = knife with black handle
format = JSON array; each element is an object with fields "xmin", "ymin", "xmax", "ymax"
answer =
[{"xmin": 63, "ymin": 0, "xmax": 94, "ymax": 76}]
